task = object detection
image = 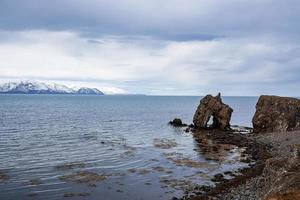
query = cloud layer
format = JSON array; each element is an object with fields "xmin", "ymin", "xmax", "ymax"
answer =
[{"xmin": 0, "ymin": 0, "xmax": 299, "ymax": 95}]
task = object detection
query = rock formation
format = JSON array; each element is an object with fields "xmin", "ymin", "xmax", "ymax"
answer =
[
  {"xmin": 193, "ymin": 93, "xmax": 233, "ymax": 130},
  {"xmin": 169, "ymin": 118, "xmax": 187, "ymax": 127},
  {"xmin": 252, "ymin": 95, "xmax": 300, "ymax": 133}
]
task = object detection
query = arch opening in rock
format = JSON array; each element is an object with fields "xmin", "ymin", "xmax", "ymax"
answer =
[{"xmin": 205, "ymin": 115, "xmax": 221, "ymax": 128}]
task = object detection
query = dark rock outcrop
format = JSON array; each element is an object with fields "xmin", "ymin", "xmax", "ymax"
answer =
[
  {"xmin": 252, "ymin": 95, "xmax": 300, "ymax": 133},
  {"xmin": 169, "ymin": 118, "xmax": 187, "ymax": 127},
  {"xmin": 193, "ymin": 93, "xmax": 233, "ymax": 130}
]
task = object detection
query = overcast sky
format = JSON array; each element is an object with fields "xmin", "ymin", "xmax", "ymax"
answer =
[{"xmin": 0, "ymin": 0, "xmax": 299, "ymax": 95}]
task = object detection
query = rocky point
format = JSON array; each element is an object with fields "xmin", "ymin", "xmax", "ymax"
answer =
[{"xmin": 252, "ymin": 95, "xmax": 300, "ymax": 133}]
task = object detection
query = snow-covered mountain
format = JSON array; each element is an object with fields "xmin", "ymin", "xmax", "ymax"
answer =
[{"xmin": 0, "ymin": 81, "xmax": 104, "ymax": 95}]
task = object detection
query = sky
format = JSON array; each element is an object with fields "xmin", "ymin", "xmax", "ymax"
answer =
[{"xmin": 0, "ymin": 0, "xmax": 299, "ymax": 95}]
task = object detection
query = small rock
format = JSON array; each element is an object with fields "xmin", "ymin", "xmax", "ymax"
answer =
[
  {"xmin": 169, "ymin": 118, "xmax": 188, "ymax": 127},
  {"xmin": 211, "ymin": 173, "xmax": 224, "ymax": 182},
  {"xmin": 224, "ymin": 171, "xmax": 233, "ymax": 176}
]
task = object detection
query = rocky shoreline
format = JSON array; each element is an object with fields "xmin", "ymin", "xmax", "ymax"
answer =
[
  {"xmin": 181, "ymin": 129, "xmax": 299, "ymax": 200},
  {"xmin": 171, "ymin": 94, "xmax": 300, "ymax": 200},
  {"xmin": 172, "ymin": 128, "xmax": 269, "ymax": 200}
]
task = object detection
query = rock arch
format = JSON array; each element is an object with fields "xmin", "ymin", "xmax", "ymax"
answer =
[{"xmin": 193, "ymin": 93, "xmax": 233, "ymax": 130}]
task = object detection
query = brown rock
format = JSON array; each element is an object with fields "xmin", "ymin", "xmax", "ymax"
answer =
[
  {"xmin": 259, "ymin": 143, "xmax": 300, "ymax": 200},
  {"xmin": 261, "ymin": 158, "xmax": 300, "ymax": 200},
  {"xmin": 252, "ymin": 95, "xmax": 300, "ymax": 133},
  {"xmin": 264, "ymin": 191, "xmax": 300, "ymax": 200},
  {"xmin": 193, "ymin": 93, "xmax": 233, "ymax": 130}
]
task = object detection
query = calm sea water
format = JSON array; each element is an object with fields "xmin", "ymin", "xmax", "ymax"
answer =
[{"xmin": 0, "ymin": 95, "xmax": 258, "ymax": 200}]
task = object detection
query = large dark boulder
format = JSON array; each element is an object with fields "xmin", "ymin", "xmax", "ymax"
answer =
[
  {"xmin": 193, "ymin": 93, "xmax": 233, "ymax": 130},
  {"xmin": 252, "ymin": 95, "xmax": 300, "ymax": 133}
]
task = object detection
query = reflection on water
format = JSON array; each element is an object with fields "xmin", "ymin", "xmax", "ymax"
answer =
[
  {"xmin": 193, "ymin": 132, "xmax": 243, "ymax": 162},
  {"xmin": 0, "ymin": 95, "xmax": 257, "ymax": 200}
]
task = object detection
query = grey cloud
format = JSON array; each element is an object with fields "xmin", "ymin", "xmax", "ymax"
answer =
[{"xmin": 1, "ymin": 0, "xmax": 300, "ymax": 41}]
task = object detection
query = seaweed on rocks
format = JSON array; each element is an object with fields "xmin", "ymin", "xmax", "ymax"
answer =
[{"xmin": 59, "ymin": 171, "xmax": 107, "ymax": 184}]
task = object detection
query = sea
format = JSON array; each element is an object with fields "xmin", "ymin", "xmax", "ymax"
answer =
[{"xmin": 0, "ymin": 95, "xmax": 258, "ymax": 200}]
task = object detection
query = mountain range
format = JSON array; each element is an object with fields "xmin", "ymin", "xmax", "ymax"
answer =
[{"xmin": 0, "ymin": 81, "xmax": 104, "ymax": 95}]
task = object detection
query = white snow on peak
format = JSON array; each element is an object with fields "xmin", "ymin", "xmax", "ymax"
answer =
[
  {"xmin": 0, "ymin": 82, "xmax": 18, "ymax": 92},
  {"xmin": 45, "ymin": 82, "xmax": 76, "ymax": 93},
  {"xmin": 0, "ymin": 81, "xmax": 104, "ymax": 94}
]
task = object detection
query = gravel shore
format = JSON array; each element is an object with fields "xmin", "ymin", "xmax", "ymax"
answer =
[{"xmin": 221, "ymin": 131, "xmax": 300, "ymax": 200}]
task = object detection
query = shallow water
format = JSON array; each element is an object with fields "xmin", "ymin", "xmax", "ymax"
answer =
[{"xmin": 0, "ymin": 95, "xmax": 258, "ymax": 200}]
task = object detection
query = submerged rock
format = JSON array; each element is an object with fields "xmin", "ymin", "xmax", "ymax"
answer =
[
  {"xmin": 252, "ymin": 95, "xmax": 300, "ymax": 133},
  {"xmin": 153, "ymin": 138, "xmax": 178, "ymax": 149},
  {"xmin": 55, "ymin": 162, "xmax": 85, "ymax": 170},
  {"xmin": 29, "ymin": 178, "xmax": 42, "ymax": 185},
  {"xmin": 0, "ymin": 171, "xmax": 9, "ymax": 182},
  {"xmin": 59, "ymin": 171, "xmax": 107, "ymax": 184},
  {"xmin": 193, "ymin": 93, "xmax": 233, "ymax": 130},
  {"xmin": 27, "ymin": 192, "xmax": 38, "ymax": 197},
  {"xmin": 63, "ymin": 193, "xmax": 90, "ymax": 197}
]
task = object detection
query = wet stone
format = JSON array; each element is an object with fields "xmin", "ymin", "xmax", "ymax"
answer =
[
  {"xmin": 127, "ymin": 168, "xmax": 137, "ymax": 173},
  {"xmin": 224, "ymin": 171, "xmax": 234, "ymax": 176},
  {"xmin": 211, "ymin": 173, "xmax": 224, "ymax": 182}
]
